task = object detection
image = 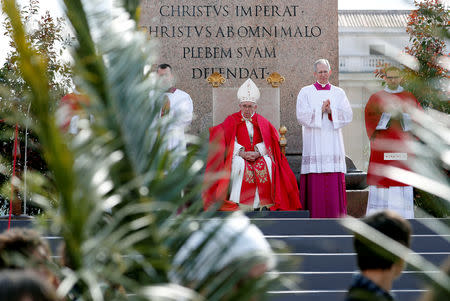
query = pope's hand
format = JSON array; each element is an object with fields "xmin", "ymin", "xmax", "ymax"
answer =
[
  {"xmin": 248, "ymin": 151, "xmax": 260, "ymax": 161},
  {"xmin": 240, "ymin": 151, "xmax": 260, "ymax": 162}
]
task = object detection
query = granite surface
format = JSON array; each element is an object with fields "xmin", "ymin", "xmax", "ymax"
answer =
[{"xmin": 139, "ymin": 0, "xmax": 339, "ymax": 154}]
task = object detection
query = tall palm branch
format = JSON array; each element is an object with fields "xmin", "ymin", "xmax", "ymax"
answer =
[{"xmin": 1, "ymin": 0, "xmax": 283, "ymax": 300}]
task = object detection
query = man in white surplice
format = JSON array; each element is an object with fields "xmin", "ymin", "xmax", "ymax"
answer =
[
  {"xmin": 157, "ymin": 63, "xmax": 193, "ymax": 153},
  {"xmin": 296, "ymin": 59, "xmax": 353, "ymax": 218}
]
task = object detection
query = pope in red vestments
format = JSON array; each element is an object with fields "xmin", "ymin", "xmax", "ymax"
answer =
[{"xmin": 203, "ymin": 79, "xmax": 301, "ymax": 211}]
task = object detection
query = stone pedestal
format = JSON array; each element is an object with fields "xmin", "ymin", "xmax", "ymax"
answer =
[
  {"xmin": 139, "ymin": 0, "xmax": 339, "ymax": 154},
  {"xmin": 346, "ymin": 190, "xmax": 368, "ymax": 218}
]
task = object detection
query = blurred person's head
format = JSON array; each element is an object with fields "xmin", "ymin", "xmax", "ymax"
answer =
[
  {"xmin": 169, "ymin": 214, "xmax": 275, "ymax": 299},
  {"xmin": 354, "ymin": 210, "xmax": 412, "ymax": 277},
  {"xmin": 0, "ymin": 228, "xmax": 58, "ymax": 287},
  {"xmin": 0, "ymin": 269, "xmax": 59, "ymax": 301},
  {"xmin": 384, "ymin": 66, "xmax": 402, "ymax": 90},
  {"xmin": 0, "ymin": 228, "xmax": 51, "ymax": 269},
  {"xmin": 157, "ymin": 63, "xmax": 175, "ymax": 88}
]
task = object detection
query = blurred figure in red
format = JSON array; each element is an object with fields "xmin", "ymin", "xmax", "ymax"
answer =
[
  {"xmin": 365, "ymin": 66, "xmax": 422, "ymax": 219},
  {"xmin": 57, "ymin": 89, "xmax": 91, "ymax": 134}
]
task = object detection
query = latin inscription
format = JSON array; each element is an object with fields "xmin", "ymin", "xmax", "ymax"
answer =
[
  {"xmin": 183, "ymin": 47, "xmax": 276, "ymax": 59},
  {"xmin": 148, "ymin": 25, "xmax": 321, "ymax": 38},
  {"xmin": 158, "ymin": 5, "xmax": 300, "ymax": 17},
  {"xmin": 144, "ymin": 3, "xmax": 325, "ymax": 80}
]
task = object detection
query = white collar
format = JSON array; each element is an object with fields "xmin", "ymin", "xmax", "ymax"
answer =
[{"xmin": 384, "ymin": 85, "xmax": 404, "ymax": 93}]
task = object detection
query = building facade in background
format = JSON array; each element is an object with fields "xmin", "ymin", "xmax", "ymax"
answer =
[{"xmin": 338, "ymin": 10, "xmax": 411, "ymax": 171}]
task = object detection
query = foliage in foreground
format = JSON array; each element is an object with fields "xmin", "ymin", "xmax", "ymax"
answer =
[
  {"xmin": 0, "ymin": 0, "xmax": 73, "ymax": 216},
  {"xmin": 348, "ymin": 2, "xmax": 450, "ymax": 297},
  {"xmin": 1, "ymin": 0, "xmax": 286, "ymax": 300}
]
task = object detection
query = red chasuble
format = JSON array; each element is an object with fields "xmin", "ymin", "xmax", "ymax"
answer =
[
  {"xmin": 365, "ymin": 90, "xmax": 421, "ymax": 187},
  {"xmin": 203, "ymin": 112, "xmax": 301, "ymax": 211},
  {"xmin": 235, "ymin": 120, "xmax": 272, "ymax": 206}
]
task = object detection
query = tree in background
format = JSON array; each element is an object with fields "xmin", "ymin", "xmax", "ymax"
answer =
[
  {"xmin": 403, "ymin": 0, "xmax": 450, "ymax": 217},
  {"xmin": 0, "ymin": 0, "xmax": 72, "ymax": 97},
  {"xmin": 404, "ymin": 0, "xmax": 449, "ymax": 113},
  {"xmin": 373, "ymin": 0, "xmax": 449, "ymax": 218},
  {"xmin": 0, "ymin": 0, "xmax": 72, "ymax": 216}
]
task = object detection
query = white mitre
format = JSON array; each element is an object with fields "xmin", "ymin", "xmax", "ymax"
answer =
[{"xmin": 237, "ymin": 78, "xmax": 260, "ymax": 103}]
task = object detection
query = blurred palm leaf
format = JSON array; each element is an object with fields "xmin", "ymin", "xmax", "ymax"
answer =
[
  {"xmin": 371, "ymin": 105, "xmax": 450, "ymax": 215},
  {"xmin": 2, "ymin": 1, "xmax": 286, "ymax": 301},
  {"xmin": 345, "ymin": 65, "xmax": 450, "ymax": 298},
  {"xmin": 342, "ymin": 217, "xmax": 450, "ymax": 295}
]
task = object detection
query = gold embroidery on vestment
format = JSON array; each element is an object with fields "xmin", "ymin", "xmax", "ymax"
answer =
[
  {"xmin": 255, "ymin": 160, "xmax": 269, "ymax": 183},
  {"xmin": 244, "ymin": 166, "xmax": 255, "ymax": 183},
  {"xmin": 255, "ymin": 168, "xmax": 268, "ymax": 183}
]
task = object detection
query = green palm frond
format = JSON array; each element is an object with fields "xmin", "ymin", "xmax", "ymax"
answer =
[
  {"xmin": 121, "ymin": 0, "xmax": 141, "ymax": 22},
  {"xmin": 2, "ymin": 1, "xmax": 289, "ymax": 301},
  {"xmin": 62, "ymin": 0, "xmax": 200, "ymax": 206},
  {"xmin": 343, "ymin": 84, "xmax": 450, "ymax": 298}
]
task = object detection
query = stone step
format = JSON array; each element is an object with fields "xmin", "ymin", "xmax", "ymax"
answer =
[
  {"xmin": 267, "ymin": 235, "xmax": 450, "ymax": 253},
  {"xmin": 1, "ymin": 217, "xmax": 447, "ymax": 301},
  {"xmin": 0, "ymin": 212, "xmax": 310, "ymax": 233},
  {"xmin": 5, "ymin": 216, "xmax": 448, "ymax": 236},
  {"xmin": 2, "ymin": 218, "xmax": 449, "ymax": 254},
  {"xmin": 214, "ymin": 211, "xmax": 310, "ymax": 218},
  {"xmin": 252, "ymin": 218, "xmax": 450, "ymax": 236},
  {"xmin": 276, "ymin": 253, "xmax": 449, "ymax": 272},
  {"xmin": 38, "ymin": 242, "xmax": 449, "ymax": 273},
  {"xmin": 268, "ymin": 290, "xmax": 424, "ymax": 301},
  {"xmin": 269, "ymin": 271, "xmax": 431, "ymax": 291}
]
